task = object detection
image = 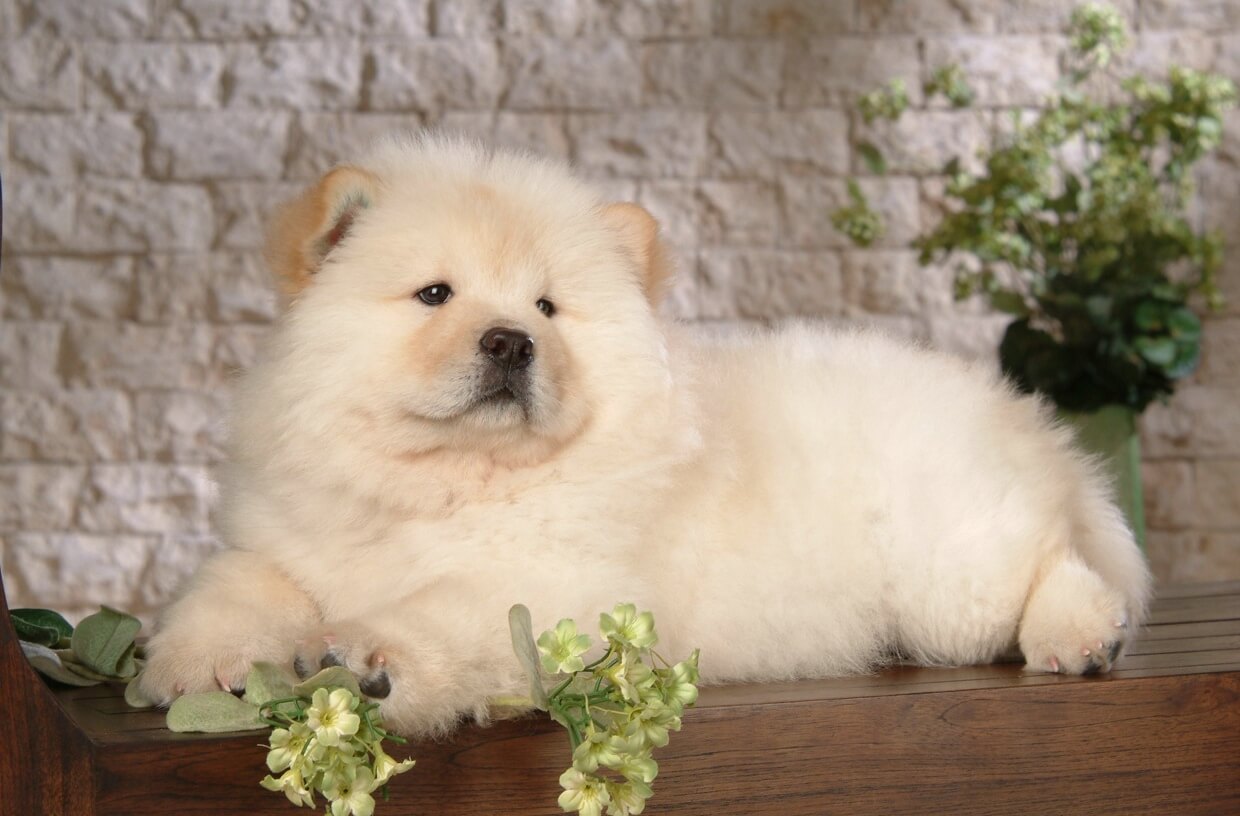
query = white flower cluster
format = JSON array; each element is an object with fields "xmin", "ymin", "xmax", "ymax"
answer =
[
  {"xmin": 260, "ymin": 687, "xmax": 415, "ymax": 816},
  {"xmin": 534, "ymin": 604, "xmax": 701, "ymax": 816}
]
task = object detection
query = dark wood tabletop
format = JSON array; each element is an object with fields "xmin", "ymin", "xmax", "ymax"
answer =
[{"xmin": 4, "ymin": 580, "xmax": 1239, "ymax": 815}]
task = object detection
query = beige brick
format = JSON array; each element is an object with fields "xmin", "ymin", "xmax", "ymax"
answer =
[
  {"xmin": 6, "ymin": 533, "xmax": 157, "ymax": 611},
  {"xmin": 507, "ymin": 0, "xmax": 713, "ymax": 38},
  {"xmin": 208, "ymin": 252, "xmax": 277, "ymax": 323},
  {"xmin": 134, "ymin": 392, "xmax": 228, "ymax": 463},
  {"xmin": 697, "ymin": 249, "xmax": 844, "ymax": 319},
  {"xmin": 638, "ymin": 180, "xmax": 779, "ymax": 249},
  {"xmin": 0, "ymin": 466, "xmax": 86, "ymax": 530},
  {"xmin": 926, "ymin": 313, "xmax": 1008, "ymax": 362},
  {"xmin": 147, "ymin": 111, "xmax": 291, "ymax": 180},
  {"xmin": 152, "ymin": 0, "xmax": 297, "ymax": 38},
  {"xmin": 368, "ymin": 40, "xmax": 504, "ymax": 112},
  {"xmin": 783, "ymin": 37, "xmax": 922, "ymax": 108},
  {"xmin": 780, "ymin": 177, "xmax": 921, "ymax": 250},
  {"xmin": 62, "ymin": 322, "xmax": 212, "ymax": 390},
  {"xmin": 999, "ymin": 0, "xmax": 1135, "ymax": 33},
  {"xmin": 83, "ymin": 43, "xmax": 223, "ymax": 109},
  {"xmin": 226, "ymin": 41, "xmax": 362, "ymax": 110},
  {"xmin": 0, "ymin": 36, "xmax": 78, "ymax": 109},
  {"xmin": 643, "ymin": 41, "xmax": 784, "ymax": 109},
  {"xmin": 721, "ymin": 0, "xmax": 853, "ymax": 35},
  {"xmin": 1, "ymin": 257, "xmax": 134, "ymax": 321},
  {"xmin": 286, "ymin": 113, "xmax": 423, "ymax": 180},
  {"xmin": 0, "ymin": 391, "xmax": 134, "ymax": 462},
  {"xmin": 210, "ymin": 181, "xmax": 302, "ymax": 251},
  {"xmin": 436, "ymin": 111, "xmax": 573, "ymax": 162},
  {"xmin": 859, "ymin": 0, "xmax": 998, "ymax": 33},
  {"xmin": 1200, "ymin": 318, "xmax": 1240, "ymax": 386},
  {"xmin": 0, "ymin": 322, "xmax": 63, "ymax": 391},
  {"xmin": 1141, "ymin": 386, "xmax": 1240, "ymax": 459},
  {"xmin": 1197, "ymin": 459, "xmax": 1240, "ymax": 528},
  {"xmin": 292, "ymin": 0, "xmax": 429, "ymax": 36},
  {"xmin": 19, "ymin": 0, "xmax": 152, "ymax": 37},
  {"xmin": 707, "ymin": 109, "xmax": 849, "ymax": 179},
  {"xmin": 1140, "ymin": 0, "xmax": 1240, "ymax": 29},
  {"xmin": 135, "ymin": 254, "xmax": 211, "ymax": 323},
  {"xmin": 1142, "ymin": 460, "xmax": 1196, "ymax": 530},
  {"xmin": 842, "ymin": 250, "xmax": 952, "ymax": 316},
  {"xmin": 9, "ymin": 114, "xmax": 144, "ymax": 178},
  {"xmin": 78, "ymin": 464, "xmax": 213, "ymax": 535},
  {"xmin": 1148, "ymin": 531, "xmax": 1240, "ymax": 585},
  {"xmin": 76, "ymin": 181, "xmax": 214, "ymax": 252},
  {"xmin": 434, "ymin": 0, "xmax": 502, "ymax": 35},
  {"xmin": 504, "ymin": 38, "xmax": 641, "ymax": 110},
  {"xmin": 1117, "ymin": 31, "xmax": 1219, "ymax": 79},
  {"xmin": 636, "ymin": 181, "xmax": 700, "ymax": 250},
  {"xmin": 571, "ymin": 112, "xmax": 708, "ymax": 178},
  {"xmin": 924, "ymin": 36, "xmax": 1060, "ymax": 107},
  {"xmin": 1, "ymin": 181, "xmax": 76, "ymax": 252},
  {"xmin": 854, "ymin": 111, "xmax": 991, "ymax": 176},
  {"xmin": 138, "ymin": 534, "xmax": 224, "ymax": 608}
]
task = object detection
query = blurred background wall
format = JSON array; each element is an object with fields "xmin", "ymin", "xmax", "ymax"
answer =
[{"xmin": 0, "ymin": 0, "xmax": 1237, "ymax": 622}]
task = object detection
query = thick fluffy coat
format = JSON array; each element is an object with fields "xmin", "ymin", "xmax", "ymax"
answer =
[{"xmin": 140, "ymin": 137, "xmax": 1151, "ymax": 736}]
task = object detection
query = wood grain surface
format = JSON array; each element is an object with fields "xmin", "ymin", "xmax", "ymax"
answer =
[{"xmin": 3, "ymin": 578, "xmax": 1238, "ymax": 815}]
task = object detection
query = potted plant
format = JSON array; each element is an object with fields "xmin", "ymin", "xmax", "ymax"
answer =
[{"xmin": 833, "ymin": 2, "xmax": 1237, "ymax": 547}]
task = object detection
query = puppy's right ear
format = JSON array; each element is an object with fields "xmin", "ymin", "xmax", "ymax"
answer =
[{"xmin": 264, "ymin": 165, "xmax": 380, "ymax": 298}]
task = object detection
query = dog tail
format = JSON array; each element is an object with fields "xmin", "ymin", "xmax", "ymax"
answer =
[{"xmin": 1069, "ymin": 465, "xmax": 1153, "ymax": 629}]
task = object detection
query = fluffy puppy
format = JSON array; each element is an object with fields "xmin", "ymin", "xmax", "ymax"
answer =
[{"xmin": 140, "ymin": 135, "xmax": 1151, "ymax": 736}]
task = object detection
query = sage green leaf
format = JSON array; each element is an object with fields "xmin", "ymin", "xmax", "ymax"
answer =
[
  {"xmin": 291, "ymin": 666, "xmax": 361, "ymax": 699},
  {"xmin": 857, "ymin": 141, "xmax": 887, "ymax": 175},
  {"xmin": 71, "ymin": 606, "xmax": 141, "ymax": 677},
  {"xmin": 166, "ymin": 691, "xmax": 266, "ymax": 733},
  {"xmin": 20, "ymin": 642, "xmax": 101, "ymax": 687},
  {"xmin": 124, "ymin": 674, "xmax": 158, "ymax": 709},
  {"xmin": 57, "ymin": 653, "xmax": 119, "ymax": 683},
  {"xmin": 508, "ymin": 604, "xmax": 549, "ymax": 710},
  {"xmin": 244, "ymin": 661, "xmax": 298, "ymax": 708},
  {"xmin": 11, "ymin": 608, "xmax": 74, "ymax": 647},
  {"xmin": 1134, "ymin": 336, "xmax": 1177, "ymax": 367},
  {"xmin": 1167, "ymin": 308, "xmax": 1201, "ymax": 340}
]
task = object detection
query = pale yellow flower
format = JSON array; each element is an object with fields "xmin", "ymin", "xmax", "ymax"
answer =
[
  {"xmin": 260, "ymin": 766, "xmax": 315, "ymax": 808},
  {"xmin": 571, "ymin": 727, "xmax": 626, "ymax": 773},
  {"xmin": 266, "ymin": 722, "xmax": 313, "ymax": 773},
  {"xmin": 306, "ymin": 688, "xmax": 361, "ymax": 747},
  {"xmin": 605, "ymin": 777, "xmax": 653, "ymax": 816},
  {"xmin": 326, "ymin": 766, "xmax": 376, "ymax": 816},
  {"xmin": 538, "ymin": 618, "xmax": 593, "ymax": 675},
  {"xmin": 599, "ymin": 604, "xmax": 657, "ymax": 649},
  {"xmin": 558, "ymin": 768, "xmax": 611, "ymax": 816},
  {"xmin": 372, "ymin": 744, "xmax": 416, "ymax": 785}
]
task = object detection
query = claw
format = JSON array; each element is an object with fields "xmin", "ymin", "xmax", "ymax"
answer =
[
  {"xmin": 1049, "ymin": 656, "xmax": 1060, "ymax": 673},
  {"xmin": 1081, "ymin": 647, "xmax": 1092, "ymax": 657}
]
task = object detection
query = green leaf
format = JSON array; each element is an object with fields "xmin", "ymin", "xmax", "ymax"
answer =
[
  {"xmin": 857, "ymin": 141, "xmax": 887, "ymax": 175},
  {"xmin": 990, "ymin": 290, "xmax": 1029, "ymax": 315},
  {"xmin": 1134, "ymin": 336, "xmax": 1178, "ymax": 367},
  {"xmin": 11, "ymin": 608, "xmax": 74, "ymax": 648},
  {"xmin": 166, "ymin": 691, "xmax": 266, "ymax": 733},
  {"xmin": 70, "ymin": 606, "xmax": 141, "ymax": 677},
  {"xmin": 20, "ymin": 642, "xmax": 101, "ymax": 687},
  {"xmin": 1167, "ymin": 308, "xmax": 1201, "ymax": 340},
  {"xmin": 124, "ymin": 673, "xmax": 158, "ymax": 709},
  {"xmin": 57, "ymin": 650, "xmax": 123, "ymax": 682},
  {"xmin": 508, "ymin": 604, "xmax": 550, "ymax": 711},
  {"xmin": 244, "ymin": 661, "xmax": 298, "ymax": 709},
  {"xmin": 291, "ymin": 666, "xmax": 361, "ymax": 699}
]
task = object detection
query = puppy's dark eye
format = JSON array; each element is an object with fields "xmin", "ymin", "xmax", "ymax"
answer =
[
  {"xmin": 536, "ymin": 298, "xmax": 556, "ymax": 317},
  {"xmin": 416, "ymin": 284, "xmax": 453, "ymax": 305}
]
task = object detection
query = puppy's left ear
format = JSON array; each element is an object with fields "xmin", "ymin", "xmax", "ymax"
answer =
[
  {"xmin": 264, "ymin": 165, "xmax": 380, "ymax": 299},
  {"xmin": 601, "ymin": 202, "xmax": 673, "ymax": 306}
]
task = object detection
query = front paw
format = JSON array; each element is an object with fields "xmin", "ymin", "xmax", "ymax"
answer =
[
  {"xmin": 294, "ymin": 622, "xmax": 395, "ymax": 700},
  {"xmin": 139, "ymin": 634, "xmax": 265, "ymax": 704}
]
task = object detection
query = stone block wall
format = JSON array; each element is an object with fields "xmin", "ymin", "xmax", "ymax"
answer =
[{"xmin": 0, "ymin": 0, "xmax": 1237, "ymax": 621}]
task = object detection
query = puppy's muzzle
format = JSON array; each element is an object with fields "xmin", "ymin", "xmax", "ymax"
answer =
[{"xmin": 480, "ymin": 327, "xmax": 534, "ymax": 371}]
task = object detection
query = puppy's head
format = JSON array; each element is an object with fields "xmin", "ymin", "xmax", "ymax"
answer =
[{"xmin": 255, "ymin": 136, "xmax": 674, "ymax": 469}]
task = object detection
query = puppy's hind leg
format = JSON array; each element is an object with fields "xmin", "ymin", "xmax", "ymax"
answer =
[{"xmin": 1018, "ymin": 553, "xmax": 1131, "ymax": 675}]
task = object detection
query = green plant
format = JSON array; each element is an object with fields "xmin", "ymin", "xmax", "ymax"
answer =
[
  {"xmin": 509, "ymin": 603, "xmax": 700, "ymax": 816},
  {"xmin": 835, "ymin": 2, "xmax": 1236, "ymax": 413}
]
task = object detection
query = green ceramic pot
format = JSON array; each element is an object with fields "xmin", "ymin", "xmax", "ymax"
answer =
[{"xmin": 1058, "ymin": 405, "xmax": 1146, "ymax": 550}]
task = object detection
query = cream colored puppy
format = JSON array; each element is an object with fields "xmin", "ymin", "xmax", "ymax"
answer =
[{"xmin": 140, "ymin": 136, "xmax": 1151, "ymax": 736}]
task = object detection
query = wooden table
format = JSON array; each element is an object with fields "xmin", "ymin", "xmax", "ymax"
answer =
[{"xmin": 3, "ymin": 581, "xmax": 1238, "ymax": 815}]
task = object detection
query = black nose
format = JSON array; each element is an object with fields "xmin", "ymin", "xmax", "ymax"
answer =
[{"xmin": 480, "ymin": 327, "xmax": 534, "ymax": 370}]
